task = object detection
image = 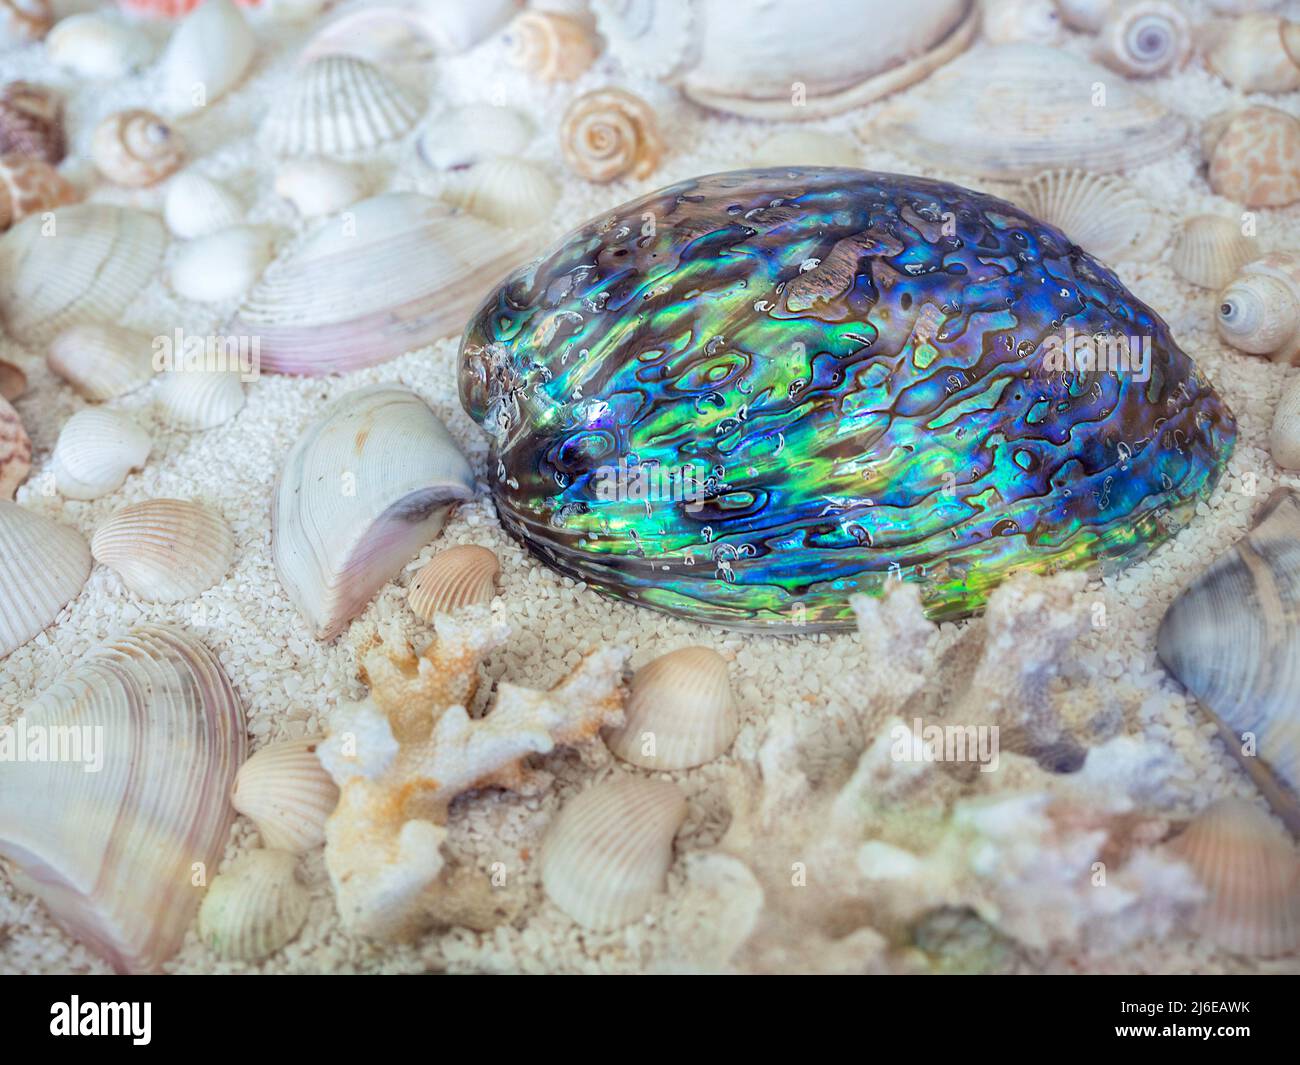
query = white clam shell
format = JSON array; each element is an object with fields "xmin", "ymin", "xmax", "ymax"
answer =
[
  {"xmin": 91, "ymin": 498, "xmax": 235, "ymax": 602},
  {"xmin": 0, "ymin": 499, "xmax": 89, "ymax": 658},
  {"xmin": 1168, "ymin": 215, "xmax": 1257, "ymax": 291},
  {"xmin": 406, "ymin": 543, "xmax": 500, "ymax": 619},
  {"xmin": 0, "ymin": 396, "xmax": 30, "ymax": 501},
  {"xmin": 163, "ymin": 171, "xmax": 245, "ymax": 239},
  {"xmin": 198, "ymin": 849, "xmax": 310, "ymax": 961},
  {"xmin": 272, "ymin": 385, "xmax": 476, "ymax": 639},
  {"xmin": 444, "ymin": 157, "xmax": 558, "ymax": 230},
  {"xmin": 604, "ymin": 646, "xmax": 739, "ymax": 770},
  {"xmin": 161, "ymin": 0, "xmax": 256, "ymax": 115},
  {"xmin": 1094, "ymin": 0, "xmax": 1191, "ymax": 79},
  {"xmin": 751, "ymin": 129, "xmax": 860, "ymax": 169},
  {"xmin": 300, "ymin": 0, "xmax": 521, "ymax": 64},
  {"xmin": 45, "ymin": 12, "xmax": 153, "ymax": 79},
  {"xmin": 260, "ymin": 55, "xmax": 424, "ymax": 158},
  {"xmin": 1270, "ymin": 374, "xmax": 1300, "ymax": 471},
  {"xmin": 47, "ymin": 323, "xmax": 154, "ymax": 401},
  {"xmin": 981, "ymin": 0, "xmax": 1062, "ymax": 44},
  {"xmin": 1202, "ymin": 14, "xmax": 1300, "ymax": 94},
  {"xmin": 231, "ymin": 737, "xmax": 339, "ymax": 853},
  {"xmin": 156, "ymin": 368, "xmax": 247, "ymax": 431},
  {"xmin": 1018, "ymin": 169, "xmax": 1163, "ymax": 263},
  {"xmin": 169, "ymin": 225, "xmax": 275, "ymax": 304},
  {"xmin": 52, "ymin": 408, "xmax": 151, "ymax": 501},
  {"xmin": 0, "ymin": 204, "xmax": 167, "ymax": 345},
  {"xmin": 1216, "ymin": 253, "xmax": 1300, "ymax": 363},
  {"xmin": 0, "ymin": 625, "xmax": 246, "ymax": 972},
  {"xmin": 541, "ymin": 775, "xmax": 687, "ymax": 931},
  {"xmin": 416, "ymin": 104, "xmax": 535, "ymax": 171},
  {"xmin": 273, "ymin": 157, "xmax": 367, "ymax": 217}
]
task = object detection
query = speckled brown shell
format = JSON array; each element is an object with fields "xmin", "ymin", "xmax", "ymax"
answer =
[
  {"xmin": 91, "ymin": 109, "xmax": 185, "ymax": 188},
  {"xmin": 0, "ymin": 153, "xmax": 77, "ymax": 230},
  {"xmin": 0, "ymin": 81, "xmax": 64, "ymax": 164},
  {"xmin": 1206, "ymin": 106, "xmax": 1300, "ymax": 209}
]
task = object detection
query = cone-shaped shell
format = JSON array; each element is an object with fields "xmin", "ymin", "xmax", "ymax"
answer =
[
  {"xmin": 0, "ymin": 500, "xmax": 89, "ymax": 657},
  {"xmin": 0, "ymin": 395, "xmax": 31, "ymax": 500},
  {"xmin": 540, "ymin": 775, "xmax": 687, "ymax": 930},
  {"xmin": 91, "ymin": 498, "xmax": 235, "ymax": 602},
  {"xmin": 1169, "ymin": 215, "xmax": 1257, "ymax": 291},
  {"xmin": 231, "ymin": 737, "xmax": 338, "ymax": 853},
  {"xmin": 47, "ymin": 323, "xmax": 154, "ymax": 401},
  {"xmin": 197, "ymin": 849, "xmax": 310, "ymax": 961},
  {"xmin": 605, "ymin": 646, "xmax": 738, "ymax": 770},
  {"xmin": 52, "ymin": 408, "xmax": 151, "ymax": 500},
  {"xmin": 406, "ymin": 544, "xmax": 500, "ymax": 619},
  {"xmin": 0, "ymin": 625, "xmax": 246, "ymax": 972}
]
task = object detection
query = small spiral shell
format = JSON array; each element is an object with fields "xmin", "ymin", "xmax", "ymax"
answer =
[
  {"xmin": 560, "ymin": 88, "xmax": 663, "ymax": 184},
  {"xmin": 0, "ymin": 153, "xmax": 77, "ymax": 231},
  {"xmin": 505, "ymin": 10, "xmax": 599, "ymax": 82},
  {"xmin": 91, "ymin": 109, "xmax": 185, "ymax": 188},
  {"xmin": 1095, "ymin": 0, "xmax": 1190, "ymax": 78}
]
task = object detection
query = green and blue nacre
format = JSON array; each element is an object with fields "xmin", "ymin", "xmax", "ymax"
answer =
[{"xmin": 459, "ymin": 168, "xmax": 1235, "ymax": 631}]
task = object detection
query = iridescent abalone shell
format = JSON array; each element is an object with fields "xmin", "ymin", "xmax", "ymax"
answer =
[{"xmin": 459, "ymin": 168, "xmax": 1235, "ymax": 631}]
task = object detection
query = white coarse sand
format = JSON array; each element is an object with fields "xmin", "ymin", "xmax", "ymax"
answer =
[{"xmin": 1, "ymin": 1, "xmax": 1298, "ymax": 975}]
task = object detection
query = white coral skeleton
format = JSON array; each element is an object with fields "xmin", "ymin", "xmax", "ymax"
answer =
[{"xmin": 317, "ymin": 614, "xmax": 628, "ymax": 940}]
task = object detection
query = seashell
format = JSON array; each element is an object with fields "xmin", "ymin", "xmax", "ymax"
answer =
[
  {"xmin": 981, "ymin": 0, "xmax": 1062, "ymax": 44},
  {"xmin": 163, "ymin": 171, "xmax": 244, "ymax": 239},
  {"xmin": 156, "ymin": 368, "xmax": 246, "ymax": 431},
  {"xmin": 230, "ymin": 193, "xmax": 536, "ymax": 375},
  {"xmin": 1094, "ymin": 0, "xmax": 1190, "ymax": 79},
  {"xmin": 169, "ymin": 225, "xmax": 274, "ymax": 303},
  {"xmin": 0, "ymin": 624, "xmax": 246, "ymax": 972},
  {"xmin": 45, "ymin": 13, "xmax": 153, "ymax": 79},
  {"xmin": 460, "ymin": 168, "xmax": 1236, "ymax": 630},
  {"xmin": 1168, "ymin": 215, "xmax": 1257, "ymax": 291},
  {"xmin": 260, "ymin": 55, "xmax": 424, "ymax": 159},
  {"xmin": 0, "ymin": 357, "xmax": 24, "ymax": 400},
  {"xmin": 870, "ymin": 43, "xmax": 1189, "ymax": 177},
  {"xmin": 0, "ymin": 204, "xmax": 167, "ymax": 346},
  {"xmin": 0, "ymin": 81, "xmax": 64, "ymax": 164},
  {"xmin": 273, "ymin": 157, "xmax": 366, "ymax": 217},
  {"xmin": 91, "ymin": 498, "xmax": 235, "ymax": 602},
  {"xmin": 416, "ymin": 104, "xmax": 535, "ymax": 172},
  {"xmin": 1205, "ymin": 0, "xmax": 1282, "ymax": 11},
  {"xmin": 604, "ymin": 646, "xmax": 738, "ymax": 770},
  {"xmin": 231, "ymin": 737, "xmax": 339, "ymax": 853},
  {"xmin": 52, "ymin": 408, "xmax": 151, "ymax": 500},
  {"xmin": 1270, "ymin": 374, "xmax": 1300, "ymax": 471},
  {"xmin": 0, "ymin": 500, "xmax": 89, "ymax": 656},
  {"xmin": 117, "ymin": 0, "xmax": 263, "ymax": 14},
  {"xmin": 504, "ymin": 10, "xmax": 599, "ymax": 81},
  {"xmin": 1204, "ymin": 106, "xmax": 1300, "ymax": 209},
  {"xmin": 1216, "ymin": 253, "xmax": 1300, "ymax": 363},
  {"xmin": 0, "ymin": 0, "xmax": 51, "ymax": 45},
  {"xmin": 160, "ymin": 0, "xmax": 256, "ymax": 115},
  {"xmin": 541, "ymin": 775, "xmax": 688, "ymax": 931},
  {"xmin": 751, "ymin": 129, "xmax": 860, "ymax": 170},
  {"xmin": 272, "ymin": 385, "xmax": 476, "ymax": 640},
  {"xmin": 559, "ymin": 88, "xmax": 663, "ymax": 184},
  {"xmin": 1018, "ymin": 169, "xmax": 1162, "ymax": 263},
  {"xmin": 198, "ymin": 849, "xmax": 309, "ymax": 961},
  {"xmin": 48, "ymin": 323, "xmax": 154, "ymax": 401},
  {"xmin": 1202, "ymin": 14, "xmax": 1300, "ymax": 94},
  {"xmin": 1056, "ymin": 0, "xmax": 1112, "ymax": 30},
  {"xmin": 444, "ymin": 157, "xmax": 558, "ymax": 230},
  {"xmin": 91, "ymin": 110, "xmax": 186, "ymax": 188},
  {"xmin": 0, "ymin": 152, "xmax": 77, "ymax": 231},
  {"xmin": 1166, "ymin": 799, "xmax": 1300, "ymax": 957},
  {"xmin": 1157, "ymin": 490, "xmax": 1300, "ymax": 835},
  {"xmin": 299, "ymin": 0, "xmax": 522, "ymax": 64},
  {"xmin": 592, "ymin": 0, "xmax": 979, "ymax": 120},
  {"xmin": 406, "ymin": 543, "xmax": 500, "ymax": 619},
  {"xmin": 0, "ymin": 395, "xmax": 30, "ymax": 500}
]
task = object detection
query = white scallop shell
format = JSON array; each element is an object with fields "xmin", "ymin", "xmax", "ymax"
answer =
[
  {"xmin": 981, "ymin": 0, "xmax": 1062, "ymax": 44},
  {"xmin": 0, "ymin": 499, "xmax": 90, "ymax": 659},
  {"xmin": 1018, "ymin": 169, "xmax": 1163, "ymax": 263},
  {"xmin": 0, "ymin": 204, "xmax": 167, "ymax": 346},
  {"xmin": 45, "ymin": 12, "xmax": 153, "ymax": 79},
  {"xmin": 91, "ymin": 498, "xmax": 235, "ymax": 602},
  {"xmin": 416, "ymin": 104, "xmax": 535, "ymax": 172},
  {"xmin": 260, "ymin": 55, "xmax": 424, "ymax": 158},
  {"xmin": 1169, "ymin": 215, "xmax": 1258, "ymax": 291},
  {"xmin": 163, "ymin": 171, "xmax": 245, "ymax": 239},
  {"xmin": 406, "ymin": 544, "xmax": 500, "ymax": 619},
  {"xmin": 161, "ymin": 0, "xmax": 256, "ymax": 115},
  {"xmin": 1270, "ymin": 374, "xmax": 1300, "ymax": 471},
  {"xmin": 156, "ymin": 369, "xmax": 246, "ymax": 431},
  {"xmin": 751, "ymin": 129, "xmax": 859, "ymax": 169},
  {"xmin": 604, "ymin": 646, "xmax": 739, "ymax": 770},
  {"xmin": 444, "ymin": 157, "xmax": 558, "ymax": 230},
  {"xmin": 541, "ymin": 775, "xmax": 688, "ymax": 931},
  {"xmin": 1094, "ymin": 0, "xmax": 1191, "ymax": 79},
  {"xmin": 169, "ymin": 226, "xmax": 275, "ymax": 303},
  {"xmin": 52, "ymin": 408, "xmax": 151, "ymax": 500},
  {"xmin": 273, "ymin": 157, "xmax": 367, "ymax": 217},
  {"xmin": 47, "ymin": 323, "xmax": 154, "ymax": 402},
  {"xmin": 1202, "ymin": 14, "xmax": 1300, "ymax": 94},
  {"xmin": 231, "ymin": 737, "xmax": 339, "ymax": 853},
  {"xmin": 198, "ymin": 849, "xmax": 309, "ymax": 962}
]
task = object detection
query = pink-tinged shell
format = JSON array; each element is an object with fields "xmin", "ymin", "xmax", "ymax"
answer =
[
  {"xmin": 407, "ymin": 544, "xmax": 500, "ymax": 620},
  {"xmin": 504, "ymin": 10, "xmax": 600, "ymax": 81},
  {"xmin": 91, "ymin": 497, "xmax": 235, "ymax": 602},
  {"xmin": 0, "ymin": 625, "xmax": 246, "ymax": 972},
  {"xmin": 0, "ymin": 500, "xmax": 90, "ymax": 658},
  {"xmin": 1207, "ymin": 106, "xmax": 1300, "ymax": 209},
  {"xmin": 0, "ymin": 394, "xmax": 30, "ymax": 499},
  {"xmin": 0, "ymin": 152, "xmax": 77, "ymax": 231},
  {"xmin": 231, "ymin": 737, "xmax": 339, "ymax": 853},
  {"xmin": 0, "ymin": 81, "xmax": 63, "ymax": 164},
  {"xmin": 117, "ymin": 0, "xmax": 260, "ymax": 15}
]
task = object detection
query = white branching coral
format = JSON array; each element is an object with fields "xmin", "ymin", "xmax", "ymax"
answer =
[{"xmin": 317, "ymin": 614, "xmax": 629, "ymax": 940}]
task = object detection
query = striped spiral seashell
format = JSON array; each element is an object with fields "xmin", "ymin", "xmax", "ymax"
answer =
[
  {"xmin": 1094, "ymin": 0, "xmax": 1191, "ymax": 78},
  {"xmin": 504, "ymin": 10, "xmax": 599, "ymax": 81},
  {"xmin": 91, "ymin": 109, "xmax": 185, "ymax": 187},
  {"xmin": 560, "ymin": 88, "xmax": 663, "ymax": 184},
  {"xmin": 231, "ymin": 737, "xmax": 339, "ymax": 853},
  {"xmin": 407, "ymin": 544, "xmax": 500, "ymax": 620},
  {"xmin": 91, "ymin": 498, "xmax": 235, "ymax": 602},
  {"xmin": 198, "ymin": 850, "xmax": 310, "ymax": 962}
]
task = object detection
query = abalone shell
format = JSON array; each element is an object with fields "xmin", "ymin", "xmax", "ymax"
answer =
[{"xmin": 459, "ymin": 168, "xmax": 1235, "ymax": 631}]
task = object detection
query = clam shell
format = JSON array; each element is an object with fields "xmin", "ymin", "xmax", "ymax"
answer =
[
  {"xmin": 231, "ymin": 737, "xmax": 338, "ymax": 853},
  {"xmin": 156, "ymin": 368, "xmax": 246, "ymax": 431},
  {"xmin": 0, "ymin": 395, "xmax": 30, "ymax": 500},
  {"xmin": 1056, "ymin": 0, "xmax": 1113, "ymax": 31},
  {"xmin": 0, "ymin": 203, "xmax": 168, "ymax": 345},
  {"xmin": 604, "ymin": 646, "xmax": 738, "ymax": 770},
  {"xmin": 45, "ymin": 12, "xmax": 152, "ymax": 79},
  {"xmin": 981, "ymin": 0, "xmax": 1062, "ymax": 44},
  {"xmin": 1166, "ymin": 799, "xmax": 1300, "ymax": 958},
  {"xmin": 1169, "ymin": 215, "xmax": 1257, "ymax": 291},
  {"xmin": 541, "ymin": 775, "xmax": 688, "ymax": 931},
  {"xmin": 198, "ymin": 850, "xmax": 309, "ymax": 961},
  {"xmin": 0, "ymin": 500, "xmax": 89, "ymax": 656},
  {"xmin": 0, "ymin": 0, "xmax": 51, "ymax": 45},
  {"xmin": 0, "ymin": 81, "xmax": 64, "ymax": 164},
  {"xmin": 92, "ymin": 110, "xmax": 186, "ymax": 188},
  {"xmin": 0, "ymin": 624, "xmax": 246, "ymax": 972},
  {"xmin": 416, "ymin": 104, "xmax": 535, "ymax": 172},
  {"xmin": 1217, "ymin": 253, "xmax": 1300, "ymax": 362},
  {"xmin": 229, "ymin": 192, "xmax": 535, "ymax": 375},
  {"xmin": 445, "ymin": 157, "xmax": 558, "ymax": 230},
  {"xmin": 1203, "ymin": 14, "xmax": 1300, "ymax": 93},
  {"xmin": 504, "ymin": 10, "xmax": 600, "ymax": 81},
  {"xmin": 1157, "ymin": 490, "xmax": 1300, "ymax": 835},
  {"xmin": 1270, "ymin": 374, "xmax": 1300, "ymax": 471},
  {"xmin": 91, "ymin": 498, "xmax": 235, "ymax": 602},
  {"xmin": 1206, "ymin": 106, "xmax": 1300, "ymax": 209},
  {"xmin": 273, "ymin": 157, "xmax": 366, "ymax": 217},
  {"xmin": 169, "ymin": 225, "xmax": 274, "ymax": 303},
  {"xmin": 559, "ymin": 88, "xmax": 663, "ymax": 184},
  {"xmin": 0, "ymin": 152, "xmax": 77, "ymax": 231},
  {"xmin": 751, "ymin": 129, "xmax": 859, "ymax": 169},
  {"xmin": 1094, "ymin": 0, "xmax": 1190, "ymax": 78},
  {"xmin": 1018, "ymin": 169, "xmax": 1162, "ymax": 263},
  {"xmin": 869, "ymin": 43, "xmax": 1189, "ymax": 177},
  {"xmin": 260, "ymin": 55, "xmax": 423, "ymax": 158},
  {"xmin": 161, "ymin": 0, "xmax": 255, "ymax": 114},
  {"xmin": 299, "ymin": 0, "xmax": 521, "ymax": 63},
  {"xmin": 47, "ymin": 323, "xmax": 154, "ymax": 401},
  {"xmin": 272, "ymin": 385, "xmax": 476, "ymax": 639},
  {"xmin": 52, "ymin": 408, "xmax": 151, "ymax": 500},
  {"xmin": 406, "ymin": 543, "xmax": 500, "ymax": 619},
  {"xmin": 163, "ymin": 171, "xmax": 244, "ymax": 239}
]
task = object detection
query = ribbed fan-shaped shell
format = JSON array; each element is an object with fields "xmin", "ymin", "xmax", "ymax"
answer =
[
  {"xmin": 0, "ymin": 624, "xmax": 246, "ymax": 972},
  {"xmin": 156, "ymin": 369, "xmax": 246, "ymax": 431},
  {"xmin": 163, "ymin": 171, "xmax": 244, "ymax": 239},
  {"xmin": 47, "ymin": 323, "xmax": 154, "ymax": 401},
  {"xmin": 231, "ymin": 737, "xmax": 338, "ymax": 853},
  {"xmin": 406, "ymin": 544, "xmax": 500, "ymax": 619},
  {"xmin": 91, "ymin": 498, "xmax": 235, "ymax": 602},
  {"xmin": 540, "ymin": 775, "xmax": 687, "ymax": 930},
  {"xmin": 445, "ymin": 156, "xmax": 558, "ymax": 229},
  {"xmin": 417, "ymin": 104, "xmax": 534, "ymax": 171},
  {"xmin": 52, "ymin": 408, "xmax": 151, "ymax": 500},
  {"xmin": 1019, "ymin": 169, "xmax": 1162, "ymax": 263},
  {"xmin": 197, "ymin": 849, "xmax": 310, "ymax": 961},
  {"xmin": 1169, "ymin": 215, "xmax": 1259, "ymax": 291},
  {"xmin": 0, "ymin": 499, "xmax": 89, "ymax": 657}
]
